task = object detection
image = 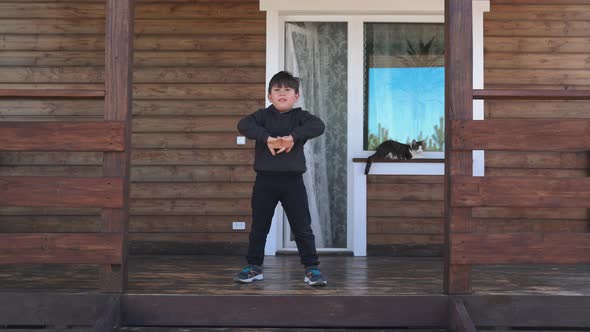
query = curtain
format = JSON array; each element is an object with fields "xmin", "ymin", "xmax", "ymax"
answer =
[{"xmin": 284, "ymin": 22, "xmax": 348, "ymax": 248}]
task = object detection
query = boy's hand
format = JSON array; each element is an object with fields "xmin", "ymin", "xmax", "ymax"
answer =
[
  {"xmin": 280, "ymin": 135, "xmax": 294, "ymax": 153},
  {"xmin": 266, "ymin": 137, "xmax": 282, "ymax": 156}
]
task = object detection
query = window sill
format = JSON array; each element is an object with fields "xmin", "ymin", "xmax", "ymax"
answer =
[{"xmin": 353, "ymin": 158, "xmax": 444, "ymax": 163}]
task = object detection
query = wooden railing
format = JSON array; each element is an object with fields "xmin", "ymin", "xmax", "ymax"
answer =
[
  {"xmin": 0, "ymin": 118, "xmax": 127, "ymax": 288},
  {"xmin": 448, "ymin": 109, "xmax": 590, "ymax": 289},
  {"xmin": 446, "ymin": 0, "xmax": 590, "ymax": 294},
  {"xmin": 0, "ymin": 0, "xmax": 133, "ymax": 293},
  {"xmin": 0, "ymin": 89, "xmax": 105, "ymax": 98},
  {"xmin": 473, "ymin": 89, "xmax": 590, "ymax": 100},
  {"xmin": 446, "ymin": 97, "xmax": 590, "ymax": 290}
]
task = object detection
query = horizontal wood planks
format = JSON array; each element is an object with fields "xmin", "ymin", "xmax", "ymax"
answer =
[
  {"xmin": 0, "ymin": 121, "xmax": 125, "ymax": 151},
  {"xmin": 0, "ymin": 0, "xmax": 113, "ymax": 263},
  {"xmin": 484, "ymin": 2, "xmax": 590, "ymax": 89},
  {"xmin": 0, "ymin": 2, "xmax": 263, "ymax": 20},
  {"xmin": 478, "ymin": 0, "xmax": 590, "ymax": 260},
  {"xmin": 455, "ymin": 5, "xmax": 590, "ymax": 283},
  {"xmin": 0, "ymin": 0, "xmax": 265, "ymax": 254},
  {"xmin": 0, "ymin": 176, "xmax": 123, "ymax": 208},
  {"xmin": 127, "ymin": 0, "xmax": 265, "ymax": 252},
  {"xmin": 0, "ymin": 89, "xmax": 105, "ymax": 98},
  {"xmin": 451, "ymin": 119, "xmax": 590, "ymax": 151},
  {"xmin": 367, "ymin": 176, "xmax": 444, "ymax": 255},
  {"xmin": 0, "ymin": 233, "xmax": 122, "ymax": 264},
  {"xmin": 474, "ymin": 89, "xmax": 590, "ymax": 100},
  {"xmin": 0, "ymin": 68, "xmax": 264, "ymax": 84},
  {"xmin": 451, "ymin": 233, "xmax": 590, "ymax": 264},
  {"xmin": 0, "ymin": 20, "xmax": 265, "ymax": 35},
  {"xmin": 485, "ymin": 100, "xmax": 590, "ymax": 119},
  {"xmin": 452, "ymin": 176, "xmax": 590, "ymax": 208}
]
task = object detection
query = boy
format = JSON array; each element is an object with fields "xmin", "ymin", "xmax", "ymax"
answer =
[{"xmin": 234, "ymin": 71, "xmax": 327, "ymax": 286}]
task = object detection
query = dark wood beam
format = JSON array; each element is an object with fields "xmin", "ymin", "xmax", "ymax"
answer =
[
  {"xmin": 122, "ymin": 295, "xmax": 448, "ymax": 327},
  {"xmin": 101, "ymin": 0, "xmax": 134, "ymax": 293},
  {"xmin": 461, "ymin": 295, "xmax": 590, "ymax": 328},
  {"xmin": 473, "ymin": 89, "xmax": 590, "ymax": 100},
  {"xmin": 451, "ymin": 119, "xmax": 590, "ymax": 151},
  {"xmin": 444, "ymin": 0, "xmax": 473, "ymax": 294},
  {"xmin": 449, "ymin": 298, "xmax": 477, "ymax": 332},
  {"xmin": 3, "ymin": 293, "xmax": 589, "ymax": 329},
  {"xmin": 452, "ymin": 176, "xmax": 590, "ymax": 208},
  {"xmin": 0, "ymin": 176, "xmax": 123, "ymax": 208},
  {"xmin": 0, "ymin": 293, "xmax": 116, "ymax": 327},
  {"xmin": 0, "ymin": 121, "xmax": 125, "ymax": 151}
]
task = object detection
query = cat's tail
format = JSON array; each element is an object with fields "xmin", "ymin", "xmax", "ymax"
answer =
[{"xmin": 365, "ymin": 153, "xmax": 376, "ymax": 175}]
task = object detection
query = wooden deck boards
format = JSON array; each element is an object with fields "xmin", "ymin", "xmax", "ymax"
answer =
[
  {"xmin": 127, "ymin": 255, "xmax": 443, "ymax": 295},
  {"xmin": 0, "ymin": 255, "xmax": 588, "ymax": 295}
]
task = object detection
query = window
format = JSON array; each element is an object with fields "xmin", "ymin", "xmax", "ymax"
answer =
[
  {"xmin": 364, "ymin": 23, "xmax": 445, "ymax": 151},
  {"xmin": 260, "ymin": 0, "xmax": 489, "ymax": 255}
]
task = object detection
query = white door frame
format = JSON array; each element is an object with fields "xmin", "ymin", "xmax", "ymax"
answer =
[{"xmin": 260, "ymin": 0, "xmax": 489, "ymax": 256}]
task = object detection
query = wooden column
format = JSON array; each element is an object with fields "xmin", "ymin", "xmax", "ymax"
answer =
[
  {"xmin": 444, "ymin": 0, "xmax": 473, "ymax": 294},
  {"xmin": 101, "ymin": 0, "xmax": 134, "ymax": 292}
]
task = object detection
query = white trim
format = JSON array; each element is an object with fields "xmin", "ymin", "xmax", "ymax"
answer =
[
  {"xmin": 283, "ymin": 15, "xmax": 444, "ymax": 22},
  {"xmin": 365, "ymin": 162, "xmax": 445, "ymax": 176},
  {"xmin": 260, "ymin": 0, "xmax": 444, "ymax": 13},
  {"xmin": 357, "ymin": 151, "xmax": 445, "ymax": 159},
  {"xmin": 264, "ymin": 10, "xmax": 280, "ymax": 256},
  {"xmin": 349, "ymin": 18, "xmax": 364, "ymax": 254},
  {"xmin": 262, "ymin": 0, "xmax": 490, "ymax": 257},
  {"xmin": 472, "ymin": 1, "xmax": 490, "ymax": 177}
]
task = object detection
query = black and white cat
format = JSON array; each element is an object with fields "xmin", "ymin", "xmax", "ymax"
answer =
[{"xmin": 364, "ymin": 139, "xmax": 424, "ymax": 175}]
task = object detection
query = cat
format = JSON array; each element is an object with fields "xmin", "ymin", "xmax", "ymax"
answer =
[{"xmin": 364, "ymin": 139, "xmax": 424, "ymax": 175}]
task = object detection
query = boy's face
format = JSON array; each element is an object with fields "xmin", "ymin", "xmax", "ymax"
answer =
[{"xmin": 268, "ymin": 85, "xmax": 300, "ymax": 112}]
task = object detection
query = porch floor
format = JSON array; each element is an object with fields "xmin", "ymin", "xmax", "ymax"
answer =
[{"xmin": 1, "ymin": 255, "xmax": 589, "ymax": 295}]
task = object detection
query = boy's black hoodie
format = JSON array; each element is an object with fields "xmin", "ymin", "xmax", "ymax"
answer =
[{"xmin": 237, "ymin": 104, "xmax": 325, "ymax": 174}]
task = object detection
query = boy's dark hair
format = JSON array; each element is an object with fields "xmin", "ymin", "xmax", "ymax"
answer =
[{"xmin": 268, "ymin": 71, "xmax": 300, "ymax": 94}]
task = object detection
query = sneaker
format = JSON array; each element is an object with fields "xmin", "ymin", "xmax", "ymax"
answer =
[
  {"xmin": 304, "ymin": 266, "xmax": 327, "ymax": 286},
  {"xmin": 233, "ymin": 264, "xmax": 263, "ymax": 283}
]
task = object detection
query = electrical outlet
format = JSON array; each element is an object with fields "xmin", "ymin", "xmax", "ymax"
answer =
[
  {"xmin": 232, "ymin": 221, "xmax": 246, "ymax": 230},
  {"xmin": 236, "ymin": 136, "xmax": 246, "ymax": 145}
]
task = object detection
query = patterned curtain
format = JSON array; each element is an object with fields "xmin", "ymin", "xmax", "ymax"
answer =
[{"xmin": 285, "ymin": 22, "xmax": 348, "ymax": 248}]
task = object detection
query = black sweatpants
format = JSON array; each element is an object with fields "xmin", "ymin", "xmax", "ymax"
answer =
[{"xmin": 246, "ymin": 173, "xmax": 320, "ymax": 267}]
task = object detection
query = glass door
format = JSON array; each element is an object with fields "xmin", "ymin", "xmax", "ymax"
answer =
[{"xmin": 282, "ymin": 21, "xmax": 348, "ymax": 249}]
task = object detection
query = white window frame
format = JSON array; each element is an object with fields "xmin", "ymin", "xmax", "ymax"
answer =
[{"xmin": 260, "ymin": 0, "xmax": 489, "ymax": 256}]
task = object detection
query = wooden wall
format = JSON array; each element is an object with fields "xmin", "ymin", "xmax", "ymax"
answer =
[
  {"xmin": 3, "ymin": 0, "xmax": 586, "ymax": 257},
  {"xmin": 367, "ymin": 175, "xmax": 444, "ymax": 256},
  {"xmin": 481, "ymin": 0, "xmax": 590, "ymax": 234},
  {"xmin": 0, "ymin": 1, "xmax": 106, "ymax": 235},
  {"xmin": 0, "ymin": 0, "xmax": 265, "ymax": 255},
  {"xmin": 128, "ymin": 0, "xmax": 264, "ymax": 254},
  {"xmin": 367, "ymin": 0, "xmax": 590, "ymax": 255}
]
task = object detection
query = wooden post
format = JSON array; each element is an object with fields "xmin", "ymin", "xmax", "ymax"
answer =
[
  {"xmin": 101, "ymin": 0, "xmax": 134, "ymax": 293},
  {"xmin": 444, "ymin": 0, "xmax": 473, "ymax": 294}
]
